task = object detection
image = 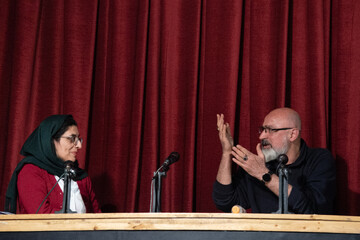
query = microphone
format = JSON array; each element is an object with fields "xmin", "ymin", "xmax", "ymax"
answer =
[
  {"xmin": 36, "ymin": 161, "xmax": 76, "ymax": 213},
  {"xmin": 64, "ymin": 160, "xmax": 76, "ymax": 179},
  {"xmin": 277, "ymin": 154, "xmax": 288, "ymax": 165},
  {"xmin": 276, "ymin": 154, "xmax": 289, "ymax": 175},
  {"xmin": 150, "ymin": 152, "xmax": 180, "ymax": 212},
  {"xmin": 161, "ymin": 152, "xmax": 180, "ymax": 170}
]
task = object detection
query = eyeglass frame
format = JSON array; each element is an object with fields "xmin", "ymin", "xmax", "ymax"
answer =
[
  {"xmin": 60, "ymin": 135, "xmax": 83, "ymax": 145},
  {"xmin": 258, "ymin": 126, "xmax": 295, "ymax": 135}
]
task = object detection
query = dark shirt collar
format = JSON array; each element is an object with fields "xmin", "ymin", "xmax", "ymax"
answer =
[{"xmin": 288, "ymin": 139, "xmax": 307, "ymax": 167}]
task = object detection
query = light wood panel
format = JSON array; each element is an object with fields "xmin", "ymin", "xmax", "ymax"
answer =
[{"xmin": 0, "ymin": 213, "xmax": 359, "ymax": 234}]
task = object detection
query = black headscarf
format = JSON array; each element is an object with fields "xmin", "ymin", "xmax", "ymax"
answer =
[{"xmin": 4, "ymin": 115, "xmax": 87, "ymax": 213}]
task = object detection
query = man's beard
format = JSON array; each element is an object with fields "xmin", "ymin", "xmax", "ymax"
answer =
[{"xmin": 261, "ymin": 138, "xmax": 290, "ymax": 162}]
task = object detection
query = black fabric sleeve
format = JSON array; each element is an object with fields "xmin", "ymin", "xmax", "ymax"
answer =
[{"xmin": 212, "ymin": 168, "xmax": 250, "ymax": 212}]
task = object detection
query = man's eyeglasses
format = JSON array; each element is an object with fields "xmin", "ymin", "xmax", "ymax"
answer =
[
  {"xmin": 60, "ymin": 135, "xmax": 83, "ymax": 145},
  {"xmin": 258, "ymin": 126, "xmax": 294, "ymax": 134}
]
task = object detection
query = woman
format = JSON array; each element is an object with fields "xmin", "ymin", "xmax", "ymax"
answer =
[{"xmin": 5, "ymin": 115, "xmax": 101, "ymax": 213}]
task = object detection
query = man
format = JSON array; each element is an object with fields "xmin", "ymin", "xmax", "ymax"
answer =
[{"xmin": 212, "ymin": 108, "xmax": 336, "ymax": 214}]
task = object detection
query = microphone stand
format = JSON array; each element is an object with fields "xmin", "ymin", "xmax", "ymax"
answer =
[
  {"xmin": 149, "ymin": 152, "xmax": 179, "ymax": 212},
  {"xmin": 276, "ymin": 164, "xmax": 290, "ymax": 214},
  {"xmin": 55, "ymin": 166, "xmax": 76, "ymax": 214},
  {"xmin": 150, "ymin": 166, "xmax": 168, "ymax": 212}
]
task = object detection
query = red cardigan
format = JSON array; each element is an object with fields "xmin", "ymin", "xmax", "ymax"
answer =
[{"xmin": 17, "ymin": 164, "xmax": 101, "ymax": 214}]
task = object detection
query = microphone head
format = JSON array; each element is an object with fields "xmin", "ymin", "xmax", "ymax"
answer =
[
  {"xmin": 156, "ymin": 152, "xmax": 180, "ymax": 174},
  {"xmin": 64, "ymin": 160, "xmax": 76, "ymax": 179},
  {"xmin": 163, "ymin": 152, "xmax": 180, "ymax": 167},
  {"xmin": 64, "ymin": 160, "xmax": 74, "ymax": 168},
  {"xmin": 277, "ymin": 154, "xmax": 288, "ymax": 164},
  {"xmin": 167, "ymin": 152, "xmax": 180, "ymax": 165}
]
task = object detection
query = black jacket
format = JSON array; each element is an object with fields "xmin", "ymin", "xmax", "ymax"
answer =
[{"xmin": 212, "ymin": 139, "xmax": 336, "ymax": 214}]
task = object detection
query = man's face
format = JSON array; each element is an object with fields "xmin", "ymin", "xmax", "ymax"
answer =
[
  {"xmin": 260, "ymin": 133, "xmax": 290, "ymax": 162},
  {"xmin": 259, "ymin": 114, "xmax": 292, "ymax": 162}
]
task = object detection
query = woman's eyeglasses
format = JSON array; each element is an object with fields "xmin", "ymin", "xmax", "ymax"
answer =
[{"xmin": 60, "ymin": 135, "xmax": 83, "ymax": 145}]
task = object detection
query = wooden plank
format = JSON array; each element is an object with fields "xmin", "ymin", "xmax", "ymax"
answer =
[{"xmin": 0, "ymin": 213, "xmax": 359, "ymax": 234}]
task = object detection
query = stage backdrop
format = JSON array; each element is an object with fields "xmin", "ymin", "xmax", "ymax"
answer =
[{"xmin": 0, "ymin": 0, "xmax": 359, "ymax": 215}]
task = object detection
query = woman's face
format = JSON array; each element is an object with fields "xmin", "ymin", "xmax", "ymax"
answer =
[{"xmin": 54, "ymin": 125, "xmax": 82, "ymax": 162}]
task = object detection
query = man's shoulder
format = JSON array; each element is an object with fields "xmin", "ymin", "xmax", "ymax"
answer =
[
  {"xmin": 301, "ymin": 139, "xmax": 332, "ymax": 159},
  {"xmin": 294, "ymin": 141, "xmax": 335, "ymax": 171},
  {"xmin": 305, "ymin": 145, "xmax": 333, "ymax": 160},
  {"xmin": 300, "ymin": 145, "xmax": 335, "ymax": 173}
]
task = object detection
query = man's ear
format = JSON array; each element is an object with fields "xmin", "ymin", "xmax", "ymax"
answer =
[{"xmin": 289, "ymin": 128, "xmax": 300, "ymax": 142}]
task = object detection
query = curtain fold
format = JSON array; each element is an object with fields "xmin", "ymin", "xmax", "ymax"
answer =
[
  {"xmin": 331, "ymin": 0, "xmax": 360, "ymax": 215},
  {"xmin": 0, "ymin": 0, "xmax": 359, "ymax": 215}
]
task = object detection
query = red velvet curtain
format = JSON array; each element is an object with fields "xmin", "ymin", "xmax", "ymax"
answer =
[{"xmin": 0, "ymin": 0, "xmax": 359, "ymax": 215}]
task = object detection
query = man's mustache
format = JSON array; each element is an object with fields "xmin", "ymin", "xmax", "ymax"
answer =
[{"xmin": 261, "ymin": 139, "xmax": 271, "ymax": 147}]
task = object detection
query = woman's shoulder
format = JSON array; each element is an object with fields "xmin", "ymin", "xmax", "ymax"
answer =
[
  {"xmin": 21, "ymin": 163, "xmax": 45, "ymax": 172},
  {"xmin": 19, "ymin": 163, "xmax": 49, "ymax": 178},
  {"xmin": 76, "ymin": 174, "xmax": 93, "ymax": 191},
  {"xmin": 77, "ymin": 175, "xmax": 91, "ymax": 184}
]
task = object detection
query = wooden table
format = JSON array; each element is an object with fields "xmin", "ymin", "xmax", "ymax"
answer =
[{"xmin": 1, "ymin": 213, "xmax": 359, "ymax": 239}]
